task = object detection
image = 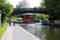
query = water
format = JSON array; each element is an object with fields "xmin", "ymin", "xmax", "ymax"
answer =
[{"xmin": 20, "ymin": 22, "xmax": 60, "ymax": 40}]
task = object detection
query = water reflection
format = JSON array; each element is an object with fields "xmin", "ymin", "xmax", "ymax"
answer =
[
  {"xmin": 20, "ymin": 23, "xmax": 60, "ymax": 40},
  {"xmin": 55, "ymin": 28, "xmax": 60, "ymax": 40}
]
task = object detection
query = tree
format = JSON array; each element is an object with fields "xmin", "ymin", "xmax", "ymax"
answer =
[
  {"xmin": 0, "ymin": 0, "xmax": 13, "ymax": 24},
  {"xmin": 40, "ymin": 1, "xmax": 45, "ymax": 8},
  {"xmin": 36, "ymin": 0, "xmax": 49, "ymax": 20},
  {"xmin": 4, "ymin": 3, "xmax": 13, "ymax": 16},
  {"xmin": 0, "ymin": 0, "xmax": 5, "ymax": 14},
  {"xmin": 44, "ymin": 0, "xmax": 60, "ymax": 19},
  {"xmin": 16, "ymin": 0, "xmax": 29, "ymax": 8},
  {"xmin": 35, "ymin": 14, "xmax": 49, "ymax": 20},
  {"xmin": 15, "ymin": 0, "xmax": 29, "ymax": 18},
  {"xmin": 1, "ymin": 3, "xmax": 13, "ymax": 23}
]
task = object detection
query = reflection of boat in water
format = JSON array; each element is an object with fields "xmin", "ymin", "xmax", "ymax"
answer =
[{"xmin": 42, "ymin": 19, "xmax": 50, "ymax": 25}]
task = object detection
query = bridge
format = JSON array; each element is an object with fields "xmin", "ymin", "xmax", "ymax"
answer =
[{"xmin": 12, "ymin": 8, "xmax": 49, "ymax": 15}]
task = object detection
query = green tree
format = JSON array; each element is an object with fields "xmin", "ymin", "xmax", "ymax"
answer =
[
  {"xmin": 1, "ymin": 3, "xmax": 13, "ymax": 23},
  {"xmin": 15, "ymin": 0, "xmax": 29, "ymax": 18},
  {"xmin": 40, "ymin": 1, "xmax": 45, "ymax": 8},
  {"xmin": 4, "ymin": 3, "xmax": 13, "ymax": 16},
  {"xmin": 35, "ymin": 14, "xmax": 49, "ymax": 20},
  {"xmin": 44, "ymin": 0, "xmax": 60, "ymax": 19},
  {"xmin": 0, "ymin": 0, "xmax": 6, "ymax": 14},
  {"xmin": 0, "ymin": 0, "xmax": 13, "ymax": 38},
  {"xmin": 0, "ymin": 0, "xmax": 13, "ymax": 24},
  {"xmin": 35, "ymin": 0, "xmax": 49, "ymax": 20},
  {"xmin": 16, "ymin": 0, "xmax": 29, "ymax": 8}
]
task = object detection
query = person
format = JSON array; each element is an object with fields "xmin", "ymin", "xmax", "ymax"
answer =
[
  {"xmin": 13, "ymin": 20, "xmax": 15, "ymax": 26},
  {"xmin": 9, "ymin": 20, "xmax": 11, "ymax": 26}
]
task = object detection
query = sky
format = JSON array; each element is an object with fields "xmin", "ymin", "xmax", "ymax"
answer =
[{"xmin": 8, "ymin": 0, "xmax": 42, "ymax": 8}]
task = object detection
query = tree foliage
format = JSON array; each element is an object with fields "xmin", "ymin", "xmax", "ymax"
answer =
[
  {"xmin": 4, "ymin": 3, "xmax": 13, "ymax": 16},
  {"xmin": 35, "ymin": 0, "xmax": 49, "ymax": 20},
  {"xmin": 35, "ymin": 14, "xmax": 49, "ymax": 21},
  {"xmin": 16, "ymin": 0, "xmax": 29, "ymax": 8},
  {"xmin": 40, "ymin": 1, "xmax": 45, "ymax": 8},
  {"xmin": 0, "ymin": 0, "xmax": 6, "ymax": 9},
  {"xmin": 0, "ymin": 0, "xmax": 5, "ymax": 14},
  {"xmin": 15, "ymin": 0, "xmax": 29, "ymax": 18},
  {"xmin": 0, "ymin": 0, "xmax": 13, "ymax": 23},
  {"xmin": 44, "ymin": 0, "xmax": 60, "ymax": 19}
]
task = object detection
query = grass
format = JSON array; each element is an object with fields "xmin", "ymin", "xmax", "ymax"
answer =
[{"xmin": 0, "ymin": 22, "xmax": 8, "ymax": 39}]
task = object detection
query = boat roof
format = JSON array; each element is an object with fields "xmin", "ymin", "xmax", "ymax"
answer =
[{"xmin": 22, "ymin": 13, "xmax": 35, "ymax": 15}]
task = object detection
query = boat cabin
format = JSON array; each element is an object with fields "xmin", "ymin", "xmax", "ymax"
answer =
[{"xmin": 22, "ymin": 13, "xmax": 35, "ymax": 23}]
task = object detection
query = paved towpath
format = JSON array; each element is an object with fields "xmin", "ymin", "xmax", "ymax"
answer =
[{"xmin": 1, "ymin": 23, "xmax": 40, "ymax": 40}]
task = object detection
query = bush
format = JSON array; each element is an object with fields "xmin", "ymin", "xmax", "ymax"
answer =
[
  {"xmin": 0, "ymin": 22, "xmax": 8, "ymax": 39},
  {"xmin": 16, "ymin": 18, "xmax": 22, "ymax": 21},
  {"xmin": 34, "ymin": 18, "xmax": 39, "ymax": 21}
]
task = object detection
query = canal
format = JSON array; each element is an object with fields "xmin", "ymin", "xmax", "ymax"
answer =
[{"xmin": 19, "ymin": 22, "xmax": 60, "ymax": 40}]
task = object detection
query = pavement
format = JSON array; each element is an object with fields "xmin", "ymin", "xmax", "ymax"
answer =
[
  {"xmin": 1, "ymin": 23, "xmax": 40, "ymax": 40},
  {"xmin": 1, "ymin": 26, "xmax": 13, "ymax": 40}
]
